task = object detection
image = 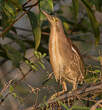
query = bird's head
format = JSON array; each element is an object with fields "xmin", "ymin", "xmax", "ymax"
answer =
[{"xmin": 41, "ymin": 10, "xmax": 62, "ymax": 28}]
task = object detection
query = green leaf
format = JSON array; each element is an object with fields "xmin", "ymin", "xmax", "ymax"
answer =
[
  {"xmin": 4, "ymin": 3, "xmax": 16, "ymax": 17},
  {"xmin": 94, "ymin": 69, "xmax": 101, "ymax": 73},
  {"xmin": 2, "ymin": 45, "xmax": 23, "ymax": 67},
  {"xmin": 8, "ymin": 0, "xmax": 22, "ymax": 11},
  {"xmin": 58, "ymin": 101, "xmax": 69, "ymax": 110},
  {"xmin": 0, "ymin": 0, "xmax": 3, "ymax": 2},
  {"xmin": 38, "ymin": 61, "xmax": 45, "ymax": 69},
  {"xmin": 47, "ymin": 0, "xmax": 53, "ymax": 10},
  {"xmin": 31, "ymin": 65, "xmax": 38, "ymax": 71},
  {"xmin": 95, "ymin": 0, "xmax": 102, "ymax": 11},
  {"xmin": 39, "ymin": 0, "xmax": 53, "ymax": 11},
  {"xmin": 72, "ymin": 0, "xmax": 79, "ymax": 22},
  {"xmin": 2, "ymin": 2, "xmax": 16, "ymax": 25},
  {"xmin": 63, "ymin": 21, "xmax": 69, "ymax": 32},
  {"xmin": 12, "ymin": 93, "xmax": 17, "ymax": 98},
  {"xmin": 27, "ymin": 11, "xmax": 41, "ymax": 50},
  {"xmin": 0, "ymin": 94, "xmax": 3, "ymax": 99},
  {"xmin": 25, "ymin": 59, "xmax": 39, "ymax": 71},
  {"xmin": 0, "ymin": 0, "xmax": 22, "ymax": 36},
  {"xmin": 81, "ymin": 0, "xmax": 100, "ymax": 44},
  {"xmin": 1, "ymin": 3, "xmax": 15, "ymax": 36},
  {"xmin": 96, "ymin": 108, "xmax": 102, "ymax": 110},
  {"xmin": 9, "ymin": 85, "xmax": 14, "ymax": 93},
  {"xmin": 39, "ymin": 0, "xmax": 53, "ymax": 21},
  {"xmin": 34, "ymin": 51, "xmax": 46, "ymax": 69},
  {"xmin": 71, "ymin": 105, "xmax": 90, "ymax": 110}
]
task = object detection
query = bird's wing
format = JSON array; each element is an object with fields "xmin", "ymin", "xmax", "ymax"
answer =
[{"xmin": 60, "ymin": 38, "xmax": 85, "ymax": 81}]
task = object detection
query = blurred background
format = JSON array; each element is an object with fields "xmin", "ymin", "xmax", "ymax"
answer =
[{"xmin": 0, "ymin": 0, "xmax": 102, "ymax": 110}]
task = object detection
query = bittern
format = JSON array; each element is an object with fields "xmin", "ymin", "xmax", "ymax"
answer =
[{"xmin": 42, "ymin": 11, "xmax": 85, "ymax": 95}]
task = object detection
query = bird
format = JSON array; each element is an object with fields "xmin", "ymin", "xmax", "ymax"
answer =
[{"xmin": 42, "ymin": 10, "xmax": 85, "ymax": 96}]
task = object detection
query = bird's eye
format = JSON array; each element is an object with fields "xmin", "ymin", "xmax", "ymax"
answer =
[
  {"xmin": 52, "ymin": 17, "xmax": 55, "ymax": 21},
  {"xmin": 53, "ymin": 17, "xmax": 58, "ymax": 22},
  {"xmin": 55, "ymin": 18, "xmax": 58, "ymax": 22}
]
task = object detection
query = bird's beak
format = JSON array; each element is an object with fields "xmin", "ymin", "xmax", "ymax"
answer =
[{"xmin": 41, "ymin": 10, "xmax": 53, "ymax": 23}]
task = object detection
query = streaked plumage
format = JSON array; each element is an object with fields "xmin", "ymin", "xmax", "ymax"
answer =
[{"xmin": 42, "ymin": 11, "xmax": 85, "ymax": 92}]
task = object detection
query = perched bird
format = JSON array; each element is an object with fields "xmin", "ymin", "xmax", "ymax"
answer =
[{"xmin": 42, "ymin": 11, "xmax": 85, "ymax": 94}]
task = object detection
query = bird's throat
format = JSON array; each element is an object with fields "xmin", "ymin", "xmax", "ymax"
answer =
[{"xmin": 49, "ymin": 26, "xmax": 65, "ymax": 80}]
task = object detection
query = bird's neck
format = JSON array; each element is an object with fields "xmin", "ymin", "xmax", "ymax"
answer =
[
  {"xmin": 49, "ymin": 24, "xmax": 72, "ymax": 53},
  {"xmin": 50, "ymin": 24, "xmax": 71, "ymax": 45},
  {"xmin": 50, "ymin": 25, "xmax": 65, "ymax": 39},
  {"xmin": 51, "ymin": 24, "xmax": 64, "ymax": 32}
]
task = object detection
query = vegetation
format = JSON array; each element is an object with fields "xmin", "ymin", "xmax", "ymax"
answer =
[{"xmin": 0, "ymin": 0, "xmax": 102, "ymax": 110}]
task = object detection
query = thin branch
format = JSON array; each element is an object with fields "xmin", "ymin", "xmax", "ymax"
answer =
[
  {"xmin": 0, "ymin": 68, "xmax": 32, "ymax": 105},
  {"xmin": 14, "ymin": 26, "xmax": 49, "ymax": 35},
  {"xmin": 47, "ymin": 82, "xmax": 102, "ymax": 104},
  {"xmin": 90, "ymin": 100, "xmax": 102, "ymax": 110},
  {"xmin": 14, "ymin": 26, "xmax": 32, "ymax": 32},
  {"xmin": 98, "ymin": 50, "xmax": 102, "ymax": 75},
  {"xmin": 0, "ymin": 0, "xmax": 40, "ymax": 37},
  {"xmin": 0, "ymin": 80, "xmax": 13, "ymax": 95},
  {"xmin": 22, "ymin": 0, "xmax": 32, "ymax": 7},
  {"xmin": 0, "ymin": 92, "xmax": 11, "ymax": 105},
  {"xmin": 23, "ymin": 3, "xmax": 38, "ymax": 9},
  {"xmin": 83, "ymin": 54, "xmax": 99, "ymax": 62},
  {"xmin": 42, "ymin": 72, "xmax": 54, "ymax": 85},
  {"xmin": 0, "ymin": 12, "xmax": 25, "ymax": 37},
  {"xmin": 41, "ymin": 32, "xmax": 49, "ymax": 36},
  {"xmin": 23, "ymin": 0, "xmax": 40, "ymax": 10},
  {"xmin": 36, "ymin": 82, "xmax": 102, "ymax": 109}
]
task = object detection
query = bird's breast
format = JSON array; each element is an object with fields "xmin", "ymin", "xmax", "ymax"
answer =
[{"xmin": 49, "ymin": 32, "xmax": 64, "ymax": 81}]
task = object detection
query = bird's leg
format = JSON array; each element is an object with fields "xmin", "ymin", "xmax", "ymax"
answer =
[
  {"xmin": 72, "ymin": 82, "xmax": 77, "ymax": 90},
  {"xmin": 67, "ymin": 81, "xmax": 77, "ymax": 106},
  {"xmin": 68, "ymin": 81, "xmax": 77, "ymax": 100},
  {"xmin": 49, "ymin": 81, "xmax": 67, "ymax": 100},
  {"xmin": 72, "ymin": 78, "xmax": 78, "ymax": 91},
  {"xmin": 62, "ymin": 81, "xmax": 67, "ymax": 91}
]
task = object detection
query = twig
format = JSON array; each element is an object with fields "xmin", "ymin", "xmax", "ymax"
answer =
[
  {"xmin": 14, "ymin": 26, "xmax": 49, "ymax": 35},
  {"xmin": 48, "ymin": 83, "xmax": 102, "ymax": 104},
  {"xmin": 34, "ymin": 89, "xmax": 39, "ymax": 108},
  {"xmin": 0, "ymin": 68, "xmax": 32, "ymax": 105},
  {"xmin": 0, "ymin": 92, "xmax": 11, "ymax": 105},
  {"xmin": 23, "ymin": 0, "xmax": 40, "ymax": 10},
  {"xmin": 24, "ymin": 3, "xmax": 38, "ymax": 9},
  {"xmin": 0, "ymin": 0, "xmax": 40, "ymax": 37},
  {"xmin": 36, "ymin": 81, "xmax": 102, "ymax": 109},
  {"xmin": 0, "ymin": 80, "xmax": 13, "ymax": 95},
  {"xmin": 41, "ymin": 32, "xmax": 49, "ymax": 36},
  {"xmin": 14, "ymin": 26, "xmax": 32, "ymax": 32},
  {"xmin": 83, "ymin": 54, "xmax": 98, "ymax": 62},
  {"xmin": 42, "ymin": 72, "xmax": 54, "ymax": 85},
  {"xmin": 90, "ymin": 100, "xmax": 102, "ymax": 110},
  {"xmin": 0, "ymin": 12, "xmax": 25, "ymax": 37},
  {"xmin": 98, "ymin": 50, "xmax": 102, "ymax": 76},
  {"xmin": 22, "ymin": 0, "xmax": 32, "ymax": 7}
]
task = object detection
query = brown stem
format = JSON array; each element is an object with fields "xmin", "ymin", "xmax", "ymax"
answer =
[
  {"xmin": 90, "ymin": 100, "xmax": 102, "ymax": 110},
  {"xmin": 14, "ymin": 26, "xmax": 32, "ymax": 32},
  {"xmin": 0, "ymin": 0, "xmax": 40, "ymax": 37},
  {"xmin": 36, "ymin": 82, "xmax": 102, "ymax": 109},
  {"xmin": 0, "ymin": 12, "xmax": 25, "ymax": 37},
  {"xmin": 23, "ymin": 0, "xmax": 40, "ymax": 10},
  {"xmin": 14, "ymin": 26, "xmax": 49, "ymax": 35},
  {"xmin": 22, "ymin": 0, "xmax": 32, "ymax": 7}
]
